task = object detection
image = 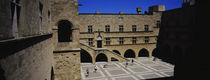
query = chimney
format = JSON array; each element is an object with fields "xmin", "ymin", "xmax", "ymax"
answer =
[
  {"xmin": 119, "ymin": 11, "xmax": 124, "ymax": 14},
  {"xmin": 136, "ymin": 8, "xmax": 142, "ymax": 14},
  {"xmin": 96, "ymin": 11, "xmax": 100, "ymax": 14}
]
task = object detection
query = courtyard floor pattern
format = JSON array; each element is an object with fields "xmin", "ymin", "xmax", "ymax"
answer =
[{"xmin": 81, "ymin": 57, "xmax": 174, "ymax": 80}]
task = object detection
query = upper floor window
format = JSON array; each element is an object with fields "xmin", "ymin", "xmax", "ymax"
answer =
[
  {"xmin": 119, "ymin": 17, "xmax": 123, "ymax": 22},
  {"xmin": 88, "ymin": 38, "xmax": 93, "ymax": 47},
  {"xmin": 105, "ymin": 25, "xmax": 110, "ymax": 32},
  {"xmin": 144, "ymin": 25, "xmax": 149, "ymax": 31},
  {"xmin": 156, "ymin": 21, "xmax": 161, "ymax": 28},
  {"xmin": 105, "ymin": 38, "xmax": 111, "ymax": 45},
  {"xmin": 58, "ymin": 20, "xmax": 73, "ymax": 42},
  {"xmin": 132, "ymin": 37, "xmax": 137, "ymax": 44},
  {"xmin": 119, "ymin": 25, "xmax": 123, "ymax": 32},
  {"xmin": 119, "ymin": 37, "xmax": 124, "ymax": 44},
  {"xmin": 132, "ymin": 25, "xmax": 136, "ymax": 32},
  {"xmin": 88, "ymin": 25, "xmax": 92, "ymax": 33},
  {"xmin": 144, "ymin": 36, "xmax": 149, "ymax": 43}
]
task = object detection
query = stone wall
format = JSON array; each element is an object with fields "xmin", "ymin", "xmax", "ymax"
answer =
[
  {"xmin": 51, "ymin": 0, "xmax": 81, "ymax": 80},
  {"xmin": 0, "ymin": 37, "xmax": 53, "ymax": 80},
  {"xmin": 0, "ymin": 0, "xmax": 53, "ymax": 80},
  {"xmin": 0, "ymin": 0, "xmax": 51, "ymax": 40},
  {"xmin": 0, "ymin": 0, "xmax": 12, "ymax": 40},
  {"xmin": 53, "ymin": 51, "xmax": 81, "ymax": 80},
  {"xmin": 79, "ymin": 9, "xmax": 162, "ymax": 58}
]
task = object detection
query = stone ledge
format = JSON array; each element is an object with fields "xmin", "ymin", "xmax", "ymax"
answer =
[{"xmin": 0, "ymin": 34, "xmax": 52, "ymax": 59}]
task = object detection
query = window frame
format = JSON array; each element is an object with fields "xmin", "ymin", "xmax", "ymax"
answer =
[
  {"xmin": 88, "ymin": 38, "xmax": 93, "ymax": 46},
  {"xmin": 105, "ymin": 25, "xmax": 110, "ymax": 32},
  {"xmin": 105, "ymin": 38, "xmax": 111, "ymax": 45},
  {"xmin": 119, "ymin": 37, "xmax": 124, "ymax": 44},
  {"xmin": 132, "ymin": 37, "xmax": 137, "ymax": 44},
  {"xmin": 119, "ymin": 25, "xmax": 124, "ymax": 32},
  {"xmin": 132, "ymin": 25, "xmax": 136, "ymax": 32},
  {"xmin": 144, "ymin": 36, "xmax": 149, "ymax": 43},
  {"xmin": 144, "ymin": 25, "xmax": 149, "ymax": 31},
  {"xmin": 88, "ymin": 25, "xmax": 93, "ymax": 33}
]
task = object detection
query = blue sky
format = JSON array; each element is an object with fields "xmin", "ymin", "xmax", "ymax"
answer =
[{"xmin": 78, "ymin": 0, "xmax": 183, "ymax": 14}]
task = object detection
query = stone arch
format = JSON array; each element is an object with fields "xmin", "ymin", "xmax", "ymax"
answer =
[
  {"xmin": 139, "ymin": 48, "xmax": 149, "ymax": 57},
  {"xmin": 51, "ymin": 67, "xmax": 54, "ymax": 80},
  {"xmin": 113, "ymin": 50, "xmax": 121, "ymax": 55},
  {"xmin": 124, "ymin": 49, "xmax": 136, "ymax": 58},
  {"xmin": 57, "ymin": 20, "xmax": 73, "ymax": 42},
  {"xmin": 80, "ymin": 49, "xmax": 92, "ymax": 63},
  {"xmin": 96, "ymin": 53, "xmax": 108, "ymax": 62},
  {"xmin": 152, "ymin": 48, "xmax": 158, "ymax": 57}
]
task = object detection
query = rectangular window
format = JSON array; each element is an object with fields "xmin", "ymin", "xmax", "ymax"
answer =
[
  {"xmin": 156, "ymin": 21, "xmax": 161, "ymax": 28},
  {"xmin": 88, "ymin": 25, "xmax": 93, "ymax": 33},
  {"xmin": 132, "ymin": 25, "xmax": 136, "ymax": 32},
  {"xmin": 119, "ymin": 37, "xmax": 124, "ymax": 44},
  {"xmin": 88, "ymin": 38, "xmax": 93, "ymax": 46},
  {"xmin": 119, "ymin": 17, "xmax": 123, "ymax": 22},
  {"xmin": 105, "ymin": 25, "xmax": 110, "ymax": 32},
  {"xmin": 144, "ymin": 25, "xmax": 149, "ymax": 31},
  {"xmin": 105, "ymin": 38, "xmax": 111, "ymax": 45},
  {"xmin": 119, "ymin": 25, "xmax": 123, "ymax": 32},
  {"xmin": 132, "ymin": 37, "xmax": 137, "ymax": 44},
  {"xmin": 144, "ymin": 36, "xmax": 149, "ymax": 43}
]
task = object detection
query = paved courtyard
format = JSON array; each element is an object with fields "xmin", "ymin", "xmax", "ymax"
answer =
[{"xmin": 81, "ymin": 57, "xmax": 174, "ymax": 80}]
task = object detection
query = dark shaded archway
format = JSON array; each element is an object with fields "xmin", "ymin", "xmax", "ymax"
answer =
[
  {"xmin": 113, "ymin": 50, "xmax": 121, "ymax": 55},
  {"xmin": 58, "ymin": 20, "xmax": 72, "ymax": 42},
  {"xmin": 51, "ymin": 67, "xmax": 54, "ymax": 80},
  {"xmin": 124, "ymin": 49, "xmax": 135, "ymax": 58},
  {"xmin": 139, "ymin": 48, "xmax": 149, "ymax": 57},
  {"xmin": 80, "ymin": 49, "xmax": 92, "ymax": 63},
  {"xmin": 96, "ymin": 53, "xmax": 108, "ymax": 62}
]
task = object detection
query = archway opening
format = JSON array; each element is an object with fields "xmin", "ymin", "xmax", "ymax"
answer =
[
  {"xmin": 113, "ymin": 50, "xmax": 121, "ymax": 55},
  {"xmin": 124, "ymin": 49, "xmax": 136, "ymax": 58},
  {"xmin": 96, "ymin": 53, "xmax": 108, "ymax": 62},
  {"xmin": 58, "ymin": 20, "xmax": 72, "ymax": 42},
  {"xmin": 80, "ymin": 49, "xmax": 92, "ymax": 63},
  {"xmin": 139, "ymin": 48, "xmax": 149, "ymax": 57}
]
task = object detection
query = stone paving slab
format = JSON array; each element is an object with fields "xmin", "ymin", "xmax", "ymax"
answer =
[
  {"xmin": 81, "ymin": 57, "xmax": 174, "ymax": 80},
  {"xmin": 105, "ymin": 68, "xmax": 129, "ymax": 77},
  {"xmin": 137, "ymin": 72, "xmax": 164, "ymax": 79},
  {"xmin": 112, "ymin": 75, "xmax": 138, "ymax": 80}
]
